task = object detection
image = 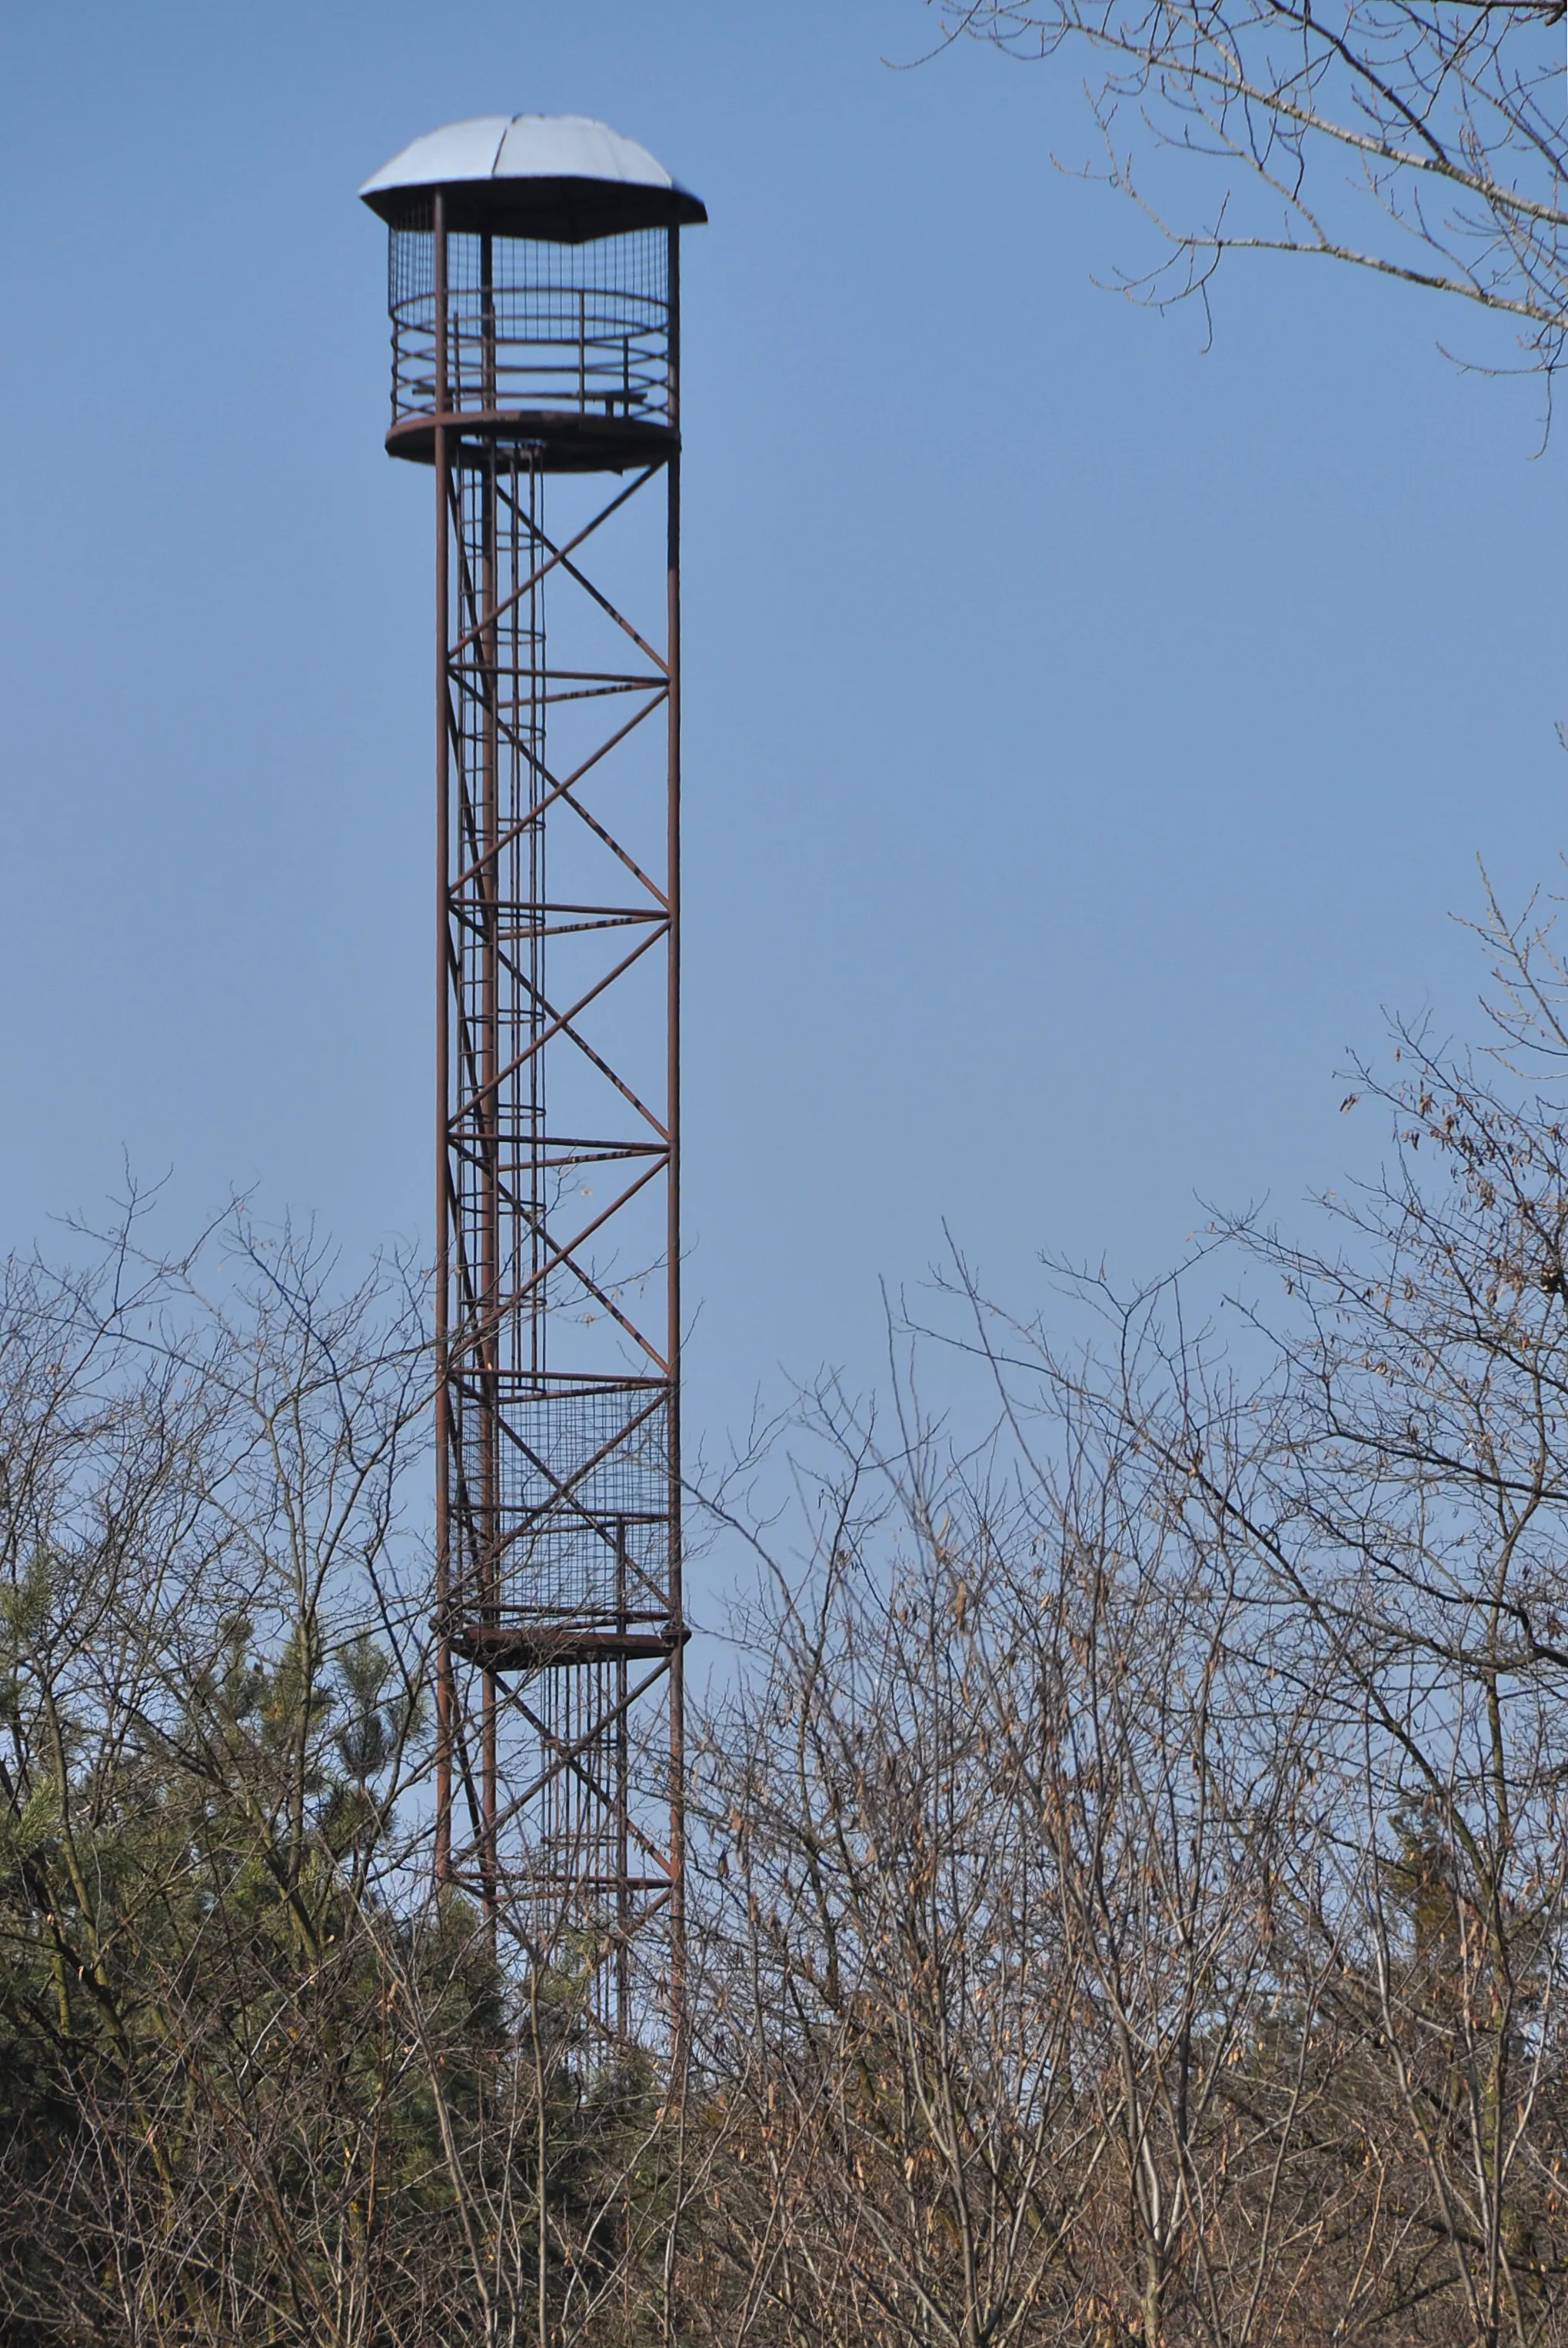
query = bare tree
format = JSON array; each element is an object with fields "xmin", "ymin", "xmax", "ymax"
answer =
[
  {"xmin": 925, "ymin": 0, "xmax": 1568, "ymax": 372},
  {"xmin": 684, "ymin": 1385, "xmax": 1398, "ymax": 2346},
  {"xmin": 0, "ymin": 1206, "xmax": 696, "ymax": 2348},
  {"xmin": 904, "ymin": 872, "xmax": 1568, "ymax": 2342},
  {"xmin": 667, "ymin": 868, "xmax": 1568, "ymax": 2348}
]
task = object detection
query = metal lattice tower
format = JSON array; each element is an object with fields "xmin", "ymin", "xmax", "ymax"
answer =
[{"xmin": 361, "ymin": 115, "xmax": 705, "ymax": 2040}]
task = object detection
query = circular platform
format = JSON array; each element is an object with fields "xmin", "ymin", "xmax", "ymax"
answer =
[
  {"xmin": 450, "ymin": 1622, "xmax": 688, "ymax": 1674},
  {"xmin": 387, "ymin": 407, "xmax": 677, "ymax": 472}
]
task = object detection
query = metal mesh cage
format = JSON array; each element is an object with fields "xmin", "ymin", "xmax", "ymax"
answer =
[
  {"xmin": 388, "ymin": 206, "xmax": 671, "ymax": 429},
  {"xmin": 452, "ymin": 1383, "xmax": 672, "ymax": 1632}
]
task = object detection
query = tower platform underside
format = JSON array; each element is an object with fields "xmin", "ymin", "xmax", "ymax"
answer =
[{"xmin": 388, "ymin": 409, "xmax": 676, "ymax": 471}]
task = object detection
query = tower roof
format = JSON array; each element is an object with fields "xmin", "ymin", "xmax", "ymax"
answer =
[{"xmin": 359, "ymin": 113, "xmax": 707, "ymax": 241}]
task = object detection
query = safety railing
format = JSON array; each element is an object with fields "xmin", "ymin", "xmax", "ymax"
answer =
[{"xmin": 388, "ymin": 220, "xmax": 671, "ymax": 428}]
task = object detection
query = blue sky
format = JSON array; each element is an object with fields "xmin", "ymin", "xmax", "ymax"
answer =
[{"xmin": 0, "ymin": 2, "xmax": 1560, "ymax": 1535}]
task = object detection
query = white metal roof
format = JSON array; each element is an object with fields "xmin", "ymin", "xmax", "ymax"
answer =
[{"xmin": 359, "ymin": 113, "xmax": 705, "ymax": 237}]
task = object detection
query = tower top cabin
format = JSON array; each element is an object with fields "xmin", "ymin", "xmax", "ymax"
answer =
[{"xmin": 361, "ymin": 113, "xmax": 706, "ymax": 472}]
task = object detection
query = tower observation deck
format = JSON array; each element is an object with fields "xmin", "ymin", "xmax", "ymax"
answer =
[{"xmin": 361, "ymin": 115, "xmax": 705, "ymax": 2040}]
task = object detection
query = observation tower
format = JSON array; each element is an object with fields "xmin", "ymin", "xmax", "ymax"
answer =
[{"xmin": 361, "ymin": 115, "xmax": 705, "ymax": 2037}]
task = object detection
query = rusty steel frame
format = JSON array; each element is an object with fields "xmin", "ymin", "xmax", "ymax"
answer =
[{"xmin": 396, "ymin": 198, "xmax": 685, "ymax": 2043}]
